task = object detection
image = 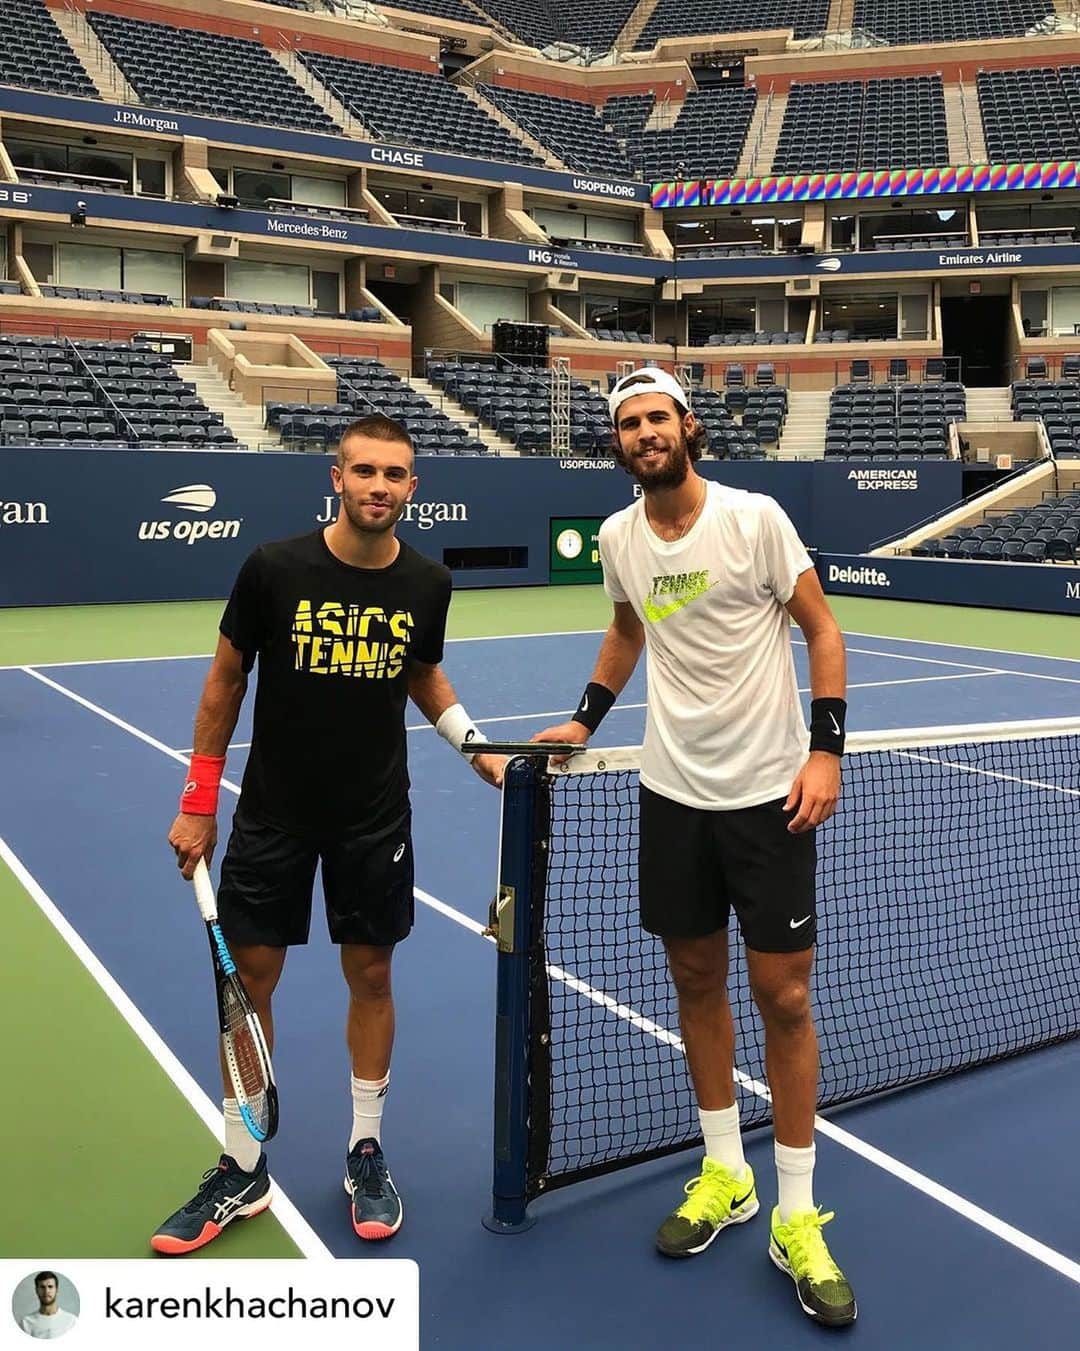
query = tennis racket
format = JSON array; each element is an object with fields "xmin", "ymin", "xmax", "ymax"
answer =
[{"xmin": 192, "ymin": 859, "xmax": 279, "ymax": 1143}]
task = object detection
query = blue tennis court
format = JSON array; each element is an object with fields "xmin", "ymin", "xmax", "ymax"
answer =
[{"xmin": 2, "ymin": 624, "xmax": 1080, "ymax": 1347}]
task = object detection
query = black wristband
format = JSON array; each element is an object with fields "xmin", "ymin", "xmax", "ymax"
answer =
[
  {"xmin": 572, "ymin": 682, "xmax": 616, "ymax": 734},
  {"xmin": 809, "ymin": 697, "xmax": 847, "ymax": 756}
]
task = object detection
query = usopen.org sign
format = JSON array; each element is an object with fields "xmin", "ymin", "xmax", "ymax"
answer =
[{"xmin": 137, "ymin": 484, "xmax": 243, "ymax": 543}]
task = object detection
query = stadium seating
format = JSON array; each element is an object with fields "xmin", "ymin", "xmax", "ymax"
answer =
[
  {"xmin": 627, "ymin": 84, "xmax": 758, "ymax": 180},
  {"xmin": 824, "ymin": 381, "xmax": 965, "ymax": 458},
  {"xmin": 269, "ymin": 358, "xmax": 488, "ymax": 455},
  {"xmin": 603, "ymin": 93, "xmax": 654, "ymax": 139},
  {"xmin": 361, "ymin": 0, "xmax": 484, "ymax": 26},
  {"xmin": 296, "ymin": 53, "xmax": 540, "ymax": 166},
  {"xmin": 852, "ymin": 0, "xmax": 1053, "ymax": 45},
  {"xmin": 38, "ymin": 287, "xmax": 173, "ymax": 307},
  {"xmin": 914, "ymin": 491, "xmax": 1080, "ymax": 561},
  {"xmin": 636, "ymin": 0, "xmax": 830, "ymax": 49},
  {"xmin": 704, "ymin": 332, "xmax": 804, "ymax": 345},
  {"xmin": 1011, "ymin": 375, "xmax": 1080, "ymax": 457},
  {"xmin": 773, "ymin": 77, "xmax": 948, "ymax": 175},
  {"xmin": 0, "ymin": 336, "xmax": 238, "ymax": 449},
  {"xmin": 425, "ymin": 360, "xmax": 777, "ymax": 457},
  {"xmin": 87, "ymin": 13, "xmax": 338, "ymax": 133},
  {"xmin": 463, "ymin": 0, "xmax": 640, "ymax": 51},
  {"xmin": 0, "ymin": 0, "xmax": 98, "ymax": 100},
  {"xmin": 585, "ymin": 330, "xmax": 655, "ymax": 342},
  {"xmin": 478, "ymin": 85, "xmax": 631, "ymax": 177},
  {"xmin": 978, "ymin": 67, "xmax": 1080, "ymax": 163}
]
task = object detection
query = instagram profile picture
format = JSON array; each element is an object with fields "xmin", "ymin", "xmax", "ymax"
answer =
[{"xmin": 12, "ymin": 1271, "xmax": 80, "ymax": 1340}]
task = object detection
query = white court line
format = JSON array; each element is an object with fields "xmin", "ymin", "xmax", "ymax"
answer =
[
  {"xmin": 199, "ymin": 670, "xmax": 1007, "ymax": 752},
  {"xmin": 894, "ymin": 748, "xmax": 1080, "ymax": 799},
  {"xmin": 0, "ymin": 834, "xmax": 331, "ymax": 1261},
  {"xmin": 2, "ymin": 623, "xmax": 1078, "ymax": 675},
  {"xmin": 16, "ymin": 665, "xmax": 1080, "ymax": 1287}
]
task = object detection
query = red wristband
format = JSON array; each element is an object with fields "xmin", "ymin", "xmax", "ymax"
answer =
[{"xmin": 180, "ymin": 754, "xmax": 226, "ymax": 815}]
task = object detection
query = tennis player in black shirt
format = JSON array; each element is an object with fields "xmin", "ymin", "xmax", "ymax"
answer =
[{"xmin": 153, "ymin": 414, "xmax": 503, "ymax": 1254}]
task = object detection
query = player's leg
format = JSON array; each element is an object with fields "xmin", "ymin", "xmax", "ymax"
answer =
[
  {"xmin": 323, "ymin": 804, "xmax": 413, "ymax": 1240},
  {"xmin": 639, "ymin": 786, "xmax": 759, "ymax": 1257},
  {"xmin": 727, "ymin": 799, "xmax": 855, "ymax": 1327},
  {"xmin": 150, "ymin": 811, "xmax": 317, "ymax": 1255}
]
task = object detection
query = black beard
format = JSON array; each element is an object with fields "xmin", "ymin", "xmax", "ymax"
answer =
[
  {"xmin": 341, "ymin": 496, "xmax": 404, "ymax": 534},
  {"xmin": 626, "ymin": 437, "xmax": 691, "ymax": 491}
]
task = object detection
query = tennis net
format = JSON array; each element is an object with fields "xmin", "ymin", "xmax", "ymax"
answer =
[{"xmin": 486, "ymin": 718, "xmax": 1080, "ymax": 1227}]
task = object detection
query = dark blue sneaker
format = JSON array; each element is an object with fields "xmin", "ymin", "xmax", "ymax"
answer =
[
  {"xmin": 151, "ymin": 1154, "xmax": 271, "ymax": 1255},
  {"xmin": 345, "ymin": 1138, "xmax": 402, "ymax": 1240}
]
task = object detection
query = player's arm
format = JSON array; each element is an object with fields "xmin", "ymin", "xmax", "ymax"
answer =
[
  {"xmin": 408, "ymin": 659, "xmax": 505, "ymax": 788},
  {"xmin": 531, "ymin": 599, "xmax": 645, "ymax": 754},
  {"xmin": 167, "ymin": 634, "xmax": 249, "ymax": 878},
  {"xmin": 783, "ymin": 568, "xmax": 847, "ymax": 834}
]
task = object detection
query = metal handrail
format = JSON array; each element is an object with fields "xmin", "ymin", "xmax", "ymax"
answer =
[{"xmin": 64, "ymin": 337, "xmax": 142, "ymax": 443}]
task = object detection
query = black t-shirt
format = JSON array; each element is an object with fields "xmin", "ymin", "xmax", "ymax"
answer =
[{"xmin": 220, "ymin": 530, "xmax": 452, "ymax": 835}]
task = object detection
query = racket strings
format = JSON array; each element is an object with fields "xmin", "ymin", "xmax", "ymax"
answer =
[{"xmin": 222, "ymin": 983, "xmax": 272, "ymax": 1116}]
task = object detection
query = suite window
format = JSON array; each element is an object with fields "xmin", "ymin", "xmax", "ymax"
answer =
[{"xmin": 821, "ymin": 295, "xmax": 898, "ymax": 339}]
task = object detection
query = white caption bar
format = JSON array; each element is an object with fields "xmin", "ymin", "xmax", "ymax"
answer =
[{"xmin": 2, "ymin": 1260, "xmax": 418, "ymax": 1351}]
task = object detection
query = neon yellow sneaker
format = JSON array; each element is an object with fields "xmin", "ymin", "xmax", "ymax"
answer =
[
  {"xmin": 769, "ymin": 1206, "xmax": 857, "ymax": 1327},
  {"xmin": 655, "ymin": 1159, "xmax": 758, "ymax": 1257}
]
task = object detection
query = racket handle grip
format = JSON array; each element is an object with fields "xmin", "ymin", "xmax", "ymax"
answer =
[{"xmin": 191, "ymin": 857, "xmax": 217, "ymax": 922}]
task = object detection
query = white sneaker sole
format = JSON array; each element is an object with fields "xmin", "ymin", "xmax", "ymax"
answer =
[{"xmin": 769, "ymin": 1244, "xmax": 858, "ymax": 1326}]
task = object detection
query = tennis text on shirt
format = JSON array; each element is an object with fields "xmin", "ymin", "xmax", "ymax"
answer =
[{"xmin": 290, "ymin": 601, "xmax": 414, "ymax": 679}]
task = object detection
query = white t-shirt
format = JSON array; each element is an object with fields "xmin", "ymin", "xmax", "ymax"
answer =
[
  {"xmin": 598, "ymin": 480, "xmax": 814, "ymax": 810},
  {"xmin": 20, "ymin": 1310, "xmax": 78, "ymax": 1339}
]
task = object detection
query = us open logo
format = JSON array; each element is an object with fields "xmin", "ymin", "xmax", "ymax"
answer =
[{"xmin": 137, "ymin": 483, "xmax": 243, "ymax": 543}]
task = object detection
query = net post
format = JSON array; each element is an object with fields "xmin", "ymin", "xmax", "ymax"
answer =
[{"xmin": 483, "ymin": 756, "xmax": 541, "ymax": 1234}]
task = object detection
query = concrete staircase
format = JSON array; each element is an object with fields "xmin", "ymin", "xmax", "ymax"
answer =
[
  {"xmin": 958, "ymin": 81, "xmax": 987, "ymax": 163},
  {"xmin": 613, "ymin": 0, "xmax": 662, "ymax": 52},
  {"xmin": 457, "ymin": 83, "xmax": 566, "ymax": 170},
  {"xmin": 827, "ymin": 0, "xmax": 856, "ymax": 28},
  {"xmin": 52, "ymin": 8, "xmax": 139, "ymax": 103},
  {"xmin": 411, "ymin": 375, "xmax": 518, "ymax": 454},
  {"xmin": 736, "ymin": 89, "xmax": 787, "ymax": 178},
  {"xmin": 777, "ymin": 389, "xmax": 832, "ymax": 459},
  {"xmin": 964, "ymin": 387, "xmax": 1014, "ymax": 422},
  {"xmin": 182, "ymin": 362, "xmax": 282, "ymax": 451},
  {"xmin": 943, "ymin": 81, "xmax": 987, "ymax": 165},
  {"xmin": 271, "ymin": 50, "xmax": 369, "ymax": 139}
]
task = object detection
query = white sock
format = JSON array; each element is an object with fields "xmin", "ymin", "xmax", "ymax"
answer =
[
  {"xmin": 699, "ymin": 1104, "xmax": 747, "ymax": 1177},
  {"xmin": 350, "ymin": 1073, "xmax": 390, "ymax": 1149},
  {"xmin": 775, "ymin": 1140, "xmax": 816, "ymax": 1221},
  {"xmin": 223, "ymin": 1098, "xmax": 262, "ymax": 1173}
]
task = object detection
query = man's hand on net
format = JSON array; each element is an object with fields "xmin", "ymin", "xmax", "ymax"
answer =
[
  {"xmin": 168, "ymin": 812, "xmax": 217, "ymax": 880},
  {"xmin": 530, "ymin": 721, "xmax": 590, "ymax": 767},
  {"xmin": 471, "ymin": 752, "xmax": 507, "ymax": 789}
]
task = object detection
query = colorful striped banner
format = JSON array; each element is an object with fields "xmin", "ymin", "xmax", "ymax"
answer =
[{"xmin": 651, "ymin": 160, "xmax": 1080, "ymax": 207}]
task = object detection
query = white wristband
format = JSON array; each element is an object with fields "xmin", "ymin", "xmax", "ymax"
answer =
[{"xmin": 435, "ymin": 703, "xmax": 486, "ymax": 761}]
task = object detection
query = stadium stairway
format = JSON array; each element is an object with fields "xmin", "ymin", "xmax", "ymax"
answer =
[
  {"xmin": 777, "ymin": 388, "xmax": 831, "ymax": 458},
  {"xmin": 272, "ymin": 50, "xmax": 367, "ymax": 139},
  {"xmin": 456, "ymin": 84, "xmax": 567, "ymax": 171},
  {"xmin": 736, "ymin": 89, "xmax": 787, "ymax": 179},
  {"xmin": 827, "ymin": 0, "xmax": 856, "ymax": 28},
  {"xmin": 613, "ymin": 0, "xmax": 663, "ymax": 51},
  {"xmin": 966, "ymin": 387, "xmax": 1015, "ymax": 422},
  {"xmin": 943, "ymin": 80, "xmax": 988, "ymax": 165},
  {"xmin": 183, "ymin": 362, "xmax": 282, "ymax": 451},
  {"xmin": 51, "ymin": 7, "xmax": 138, "ymax": 103},
  {"xmin": 410, "ymin": 374, "xmax": 518, "ymax": 454}
]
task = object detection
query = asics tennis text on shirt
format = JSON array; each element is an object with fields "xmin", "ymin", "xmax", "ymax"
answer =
[{"xmin": 597, "ymin": 482, "xmax": 815, "ymax": 811}]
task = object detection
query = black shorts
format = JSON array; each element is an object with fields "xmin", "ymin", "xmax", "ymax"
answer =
[
  {"xmin": 217, "ymin": 804, "xmax": 414, "ymax": 948},
  {"xmin": 638, "ymin": 784, "xmax": 816, "ymax": 953}
]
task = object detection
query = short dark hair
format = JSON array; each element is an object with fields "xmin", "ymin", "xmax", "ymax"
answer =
[
  {"xmin": 337, "ymin": 414, "xmax": 414, "ymax": 468},
  {"xmin": 35, "ymin": 1273, "xmax": 57, "ymax": 1286},
  {"xmin": 611, "ymin": 410, "xmax": 706, "ymax": 466}
]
